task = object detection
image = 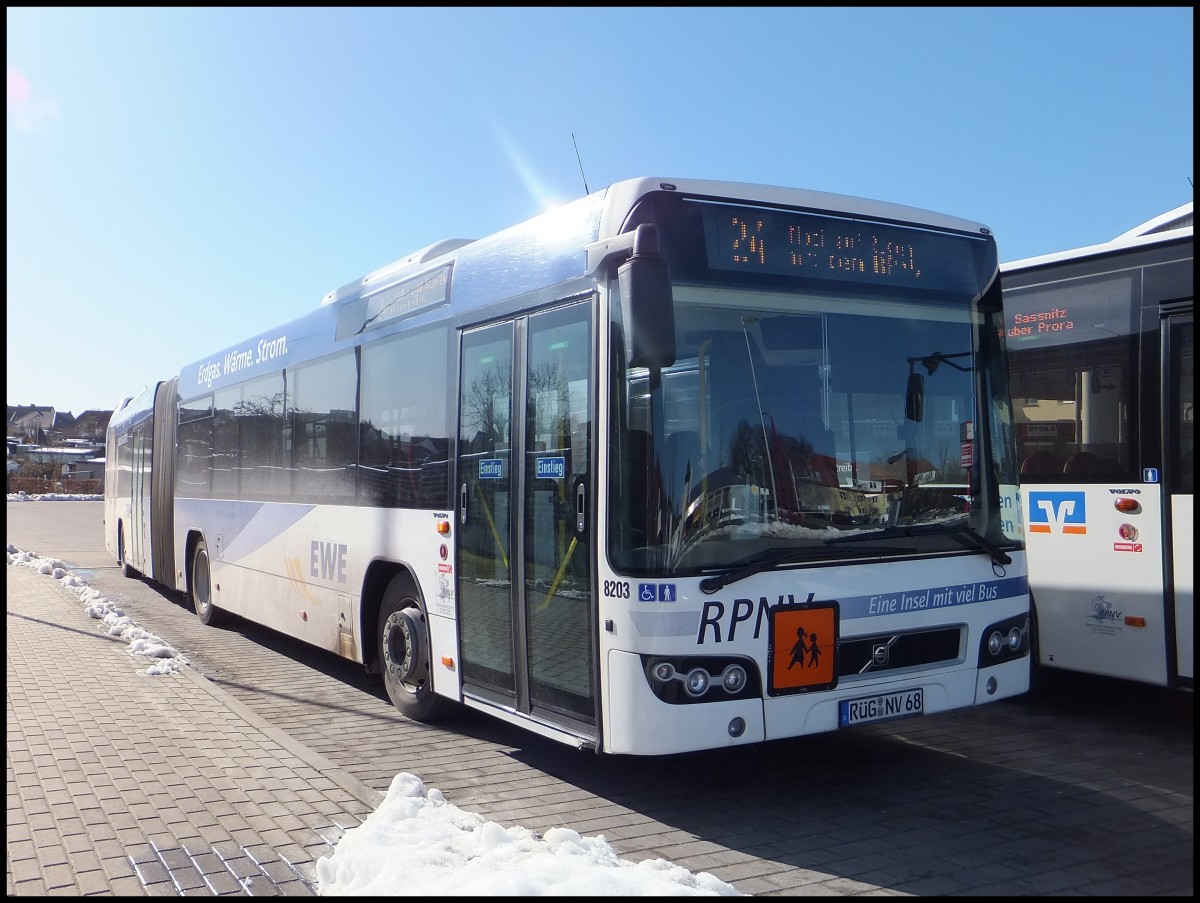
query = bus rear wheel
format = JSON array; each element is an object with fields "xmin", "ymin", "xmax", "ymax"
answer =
[
  {"xmin": 117, "ymin": 524, "xmax": 138, "ymax": 578},
  {"xmin": 190, "ymin": 538, "xmax": 224, "ymax": 626},
  {"xmin": 378, "ymin": 578, "xmax": 451, "ymax": 722}
]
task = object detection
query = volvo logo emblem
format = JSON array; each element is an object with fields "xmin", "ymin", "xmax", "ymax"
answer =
[{"xmin": 872, "ymin": 644, "xmax": 891, "ymax": 666}]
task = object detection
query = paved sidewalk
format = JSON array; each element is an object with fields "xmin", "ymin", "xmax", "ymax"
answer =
[{"xmin": 6, "ymin": 563, "xmax": 380, "ymax": 896}]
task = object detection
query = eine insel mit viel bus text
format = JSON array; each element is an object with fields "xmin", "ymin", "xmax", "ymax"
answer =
[{"xmin": 105, "ymin": 177, "xmax": 1031, "ymax": 755}]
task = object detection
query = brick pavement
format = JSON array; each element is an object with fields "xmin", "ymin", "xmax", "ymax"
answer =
[
  {"xmin": 6, "ymin": 564, "xmax": 380, "ymax": 896},
  {"xmin": 7, "ymin": 504, "xmax": 1193, "ymax": 897}
]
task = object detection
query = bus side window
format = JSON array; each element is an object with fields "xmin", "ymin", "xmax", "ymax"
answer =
[
  {"xmin": 1020, "ymin": 450, "xmax": 1061, "ymax": 478},
  {"xmin": 1063, "ymin": 451, "xmax": 1117, "ymax": 478}
]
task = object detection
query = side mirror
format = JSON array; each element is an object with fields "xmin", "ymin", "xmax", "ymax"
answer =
[
  {"xmin": 618, "ymin": 224, "xmax": 676, "ymax": 369},
  {"xmin": 905, "ymin": 371, "xmax": 925, "ymax": 422}
]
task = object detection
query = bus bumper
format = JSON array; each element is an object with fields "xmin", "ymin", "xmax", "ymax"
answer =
[{"xmin": 604, "ymin": 650, "xmax": 766, "ymax": 755}]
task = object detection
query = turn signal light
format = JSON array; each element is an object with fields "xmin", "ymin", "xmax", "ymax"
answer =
[
  {"xmin": 1124, "ymin": 616, "xmax": 1147, "ymax": 628},
  {"xmin": 436, "ymin": 520, "xmax": 451, "ymax": 535},
  {"xmin": 1114, "ymin": 498, "xmax": 1140, "ymax": 513}
]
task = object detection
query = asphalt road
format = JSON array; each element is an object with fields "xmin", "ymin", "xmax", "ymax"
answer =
[{"xmin": 7, "ymin": 499, "xmax": 1194, "ymax": 896}]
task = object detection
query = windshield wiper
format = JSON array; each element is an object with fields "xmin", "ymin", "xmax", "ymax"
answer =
[
  {"xmin": 698, "ymin": 543, "xmax": 909, "ymax": 595},
  {"xmin": 699, "ymin": 548, "xmax": 819, "ymax": 595},
  {"xmin": 825, "ymin": 523, "xmax": 1012, "ymax": 567}
]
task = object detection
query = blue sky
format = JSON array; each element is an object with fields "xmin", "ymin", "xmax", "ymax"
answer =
[{"xmin": 7, "ymin": 7, "xmax": 1193, "ymax": 416}]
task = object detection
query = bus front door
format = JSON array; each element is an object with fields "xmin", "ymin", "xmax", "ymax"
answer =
[
  {"xmin": 456, "ymin": 302, "xmax": 597, "ymax": 738},
  {"xmin": 1164, "ymin": 310, "xmax": 1193, "ymax": 682}
]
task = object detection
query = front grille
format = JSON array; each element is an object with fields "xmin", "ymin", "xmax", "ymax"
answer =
[{"xmin": 838, "ymin": 627, "xmax": 963, "ymax": 677}]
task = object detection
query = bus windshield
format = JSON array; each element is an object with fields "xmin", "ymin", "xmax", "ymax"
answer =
[{"xmin": 609, "ymin": 198, "xmax": 1017, "ymax": 575}]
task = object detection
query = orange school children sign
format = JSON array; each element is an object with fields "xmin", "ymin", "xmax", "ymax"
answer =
[{"xmin": 767, "ymin": 599, "xmax": 838, "ymax": 694}]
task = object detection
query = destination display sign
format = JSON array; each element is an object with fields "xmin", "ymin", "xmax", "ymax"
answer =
[
  {"xmin": 1003, "ymin": 272, "xmax": 1135, "ymax": 349},
  {"xmin": 701, "ymin": 205, "xmax": 984, "ymax": 295}
]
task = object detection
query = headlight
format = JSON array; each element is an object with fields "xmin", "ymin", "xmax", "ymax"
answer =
[
  {"xmin": 640, "ymin": 655, "xmax": 762, "ymax": 704},
  {"xmin": 1007, "ymin": 626, "xmax": 1023, "ymax": 652},
  {"xmin": 988, "ymin": 630, "xmax": 1004, "ymax": 656},
  {"xmin": 684, "ymin": 668, "xmax": 710, "ymax": 697},
  {"xmin": 977, "ymin": 613, "xmax": 1031, "ymax": 668},
  {"xmin": 721, "ymin": 664, "xmax": 748, "ymax": 693},
  {"xmin": 651, "ymin": 661, "xmax": 676, "ymax": 682}
]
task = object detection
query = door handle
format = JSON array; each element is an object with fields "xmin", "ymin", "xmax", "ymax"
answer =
[
  {"xmin": 575, "ymin": 481, "xmax": 586, "ymax": 535},
  {"xmin": 460, "ymin": 483, "xmax": 468, "ymax": 525}
]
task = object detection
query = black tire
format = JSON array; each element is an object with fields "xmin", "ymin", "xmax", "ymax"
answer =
[
  {"xmin": 118, "ymin": 524, "xmax": 139, "ymax": 578},
  {"xmin": 190, "ymin": 538, "xmax": 224, "ymax": 626},
  {"xmin": 378, "ymin": 577, "xmax": 453, "ymax": 722},
  {"xmin": 1028, "ymin": 598, "xmax": 1049, "ymax": 692}
]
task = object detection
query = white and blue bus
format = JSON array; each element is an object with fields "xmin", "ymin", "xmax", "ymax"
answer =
[
  {"xmin": 105, "ymin": 177, "xmax": 1030, "ymax": 755},
  {"xmin": 1003, "ymin": 202, "xmax": 1193, "ymax": 690}
]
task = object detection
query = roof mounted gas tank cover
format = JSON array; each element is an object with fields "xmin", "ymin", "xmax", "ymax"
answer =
[{"xmin": 320, "ymin": 238, "xmax": 475, "ymax": 306}]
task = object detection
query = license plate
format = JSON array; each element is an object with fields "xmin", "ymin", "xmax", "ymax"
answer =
[{"xmin": 839, "ymin": 688, "xmax": 924, "ymax": 727}]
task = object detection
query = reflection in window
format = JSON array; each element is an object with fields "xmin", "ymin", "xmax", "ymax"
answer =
[
  {"xmin": 1169, "ymin": 319, "xmax": 1193, "ymax": 495},
  {"xmin": 212, "ymin": 386, "xmax": 240, "ymax": 499},
  {"xmin": 287, "ymin": 351, "xmax": 358, "ymax": 503},
  {"xmin": 177, "ymin": 397, "xmax": 213, "ymax": 499},
  {"xmin": 237, "ymin": 373, "xmax": 287, "ymax": 499},
  {"xmin": 359, "ymin": 327, "xmax": 450, "ymax": 508},
  {"xmin": 610, "ymin": 298, "xmax": 995, "ymax": 573},
  {"xmin": 1007, "ymin": 273, "xmax": 1137, "ymax": 482},
  {"xmin": 523, "ymin": 305, "xmax": 593, "ymax": 721}
]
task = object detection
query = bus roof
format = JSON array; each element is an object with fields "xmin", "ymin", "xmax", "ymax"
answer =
[
  {"xmin": 107, "ymin": 382, "xmax": 159, "ymax": 435},
  {"xmin": 175, "ymin": 177, "xmax": 998, "ymax": 402},
  {"xmin": 1112, "ymin": 200, "xmax": 1193, "ymax": 241},
  {"xmin": 1002, "ymin": 201, "xmax": 1193, "ymax": 273}
]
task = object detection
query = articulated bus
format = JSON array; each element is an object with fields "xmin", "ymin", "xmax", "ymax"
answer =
[
  {"xmin": 1002, "ymin": 202, "xmax": 1193, "ymax": 689},
  {"xmin": 105, "ymin": 177, "xmax": 1030, "ymax": 755}
]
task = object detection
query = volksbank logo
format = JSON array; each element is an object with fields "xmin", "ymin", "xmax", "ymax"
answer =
[{"xmin": 1028, "ymin": 491, "xmax": 1086, "ymax": 534}]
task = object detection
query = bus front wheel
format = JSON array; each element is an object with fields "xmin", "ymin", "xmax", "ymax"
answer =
[
  {"xmin": 378, "ymin": 579, "xmax": 452, "ymax": 723},
  {"xmin": 190, "ymin": 538, "xmax": 224, "ymax": 626},
  {"xmin": 1028, "ymin": 597, "xmax": 1050, "ymax": 692}
]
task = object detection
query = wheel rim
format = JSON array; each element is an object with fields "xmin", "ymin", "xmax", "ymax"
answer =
[
  {"xmin": 383, "ymin": 607, "xmax": 426, "ymax": 695},
  {"xmin": 194, "ymin": 549, "xmax": 211, "ymax": 615}
]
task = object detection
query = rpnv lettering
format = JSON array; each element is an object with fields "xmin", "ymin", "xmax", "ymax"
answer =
[{"xmin": 697, "ymin": 596, "xmax": 792, "ymax": 644}]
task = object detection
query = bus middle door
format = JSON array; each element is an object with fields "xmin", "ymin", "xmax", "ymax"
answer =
[{"xmin": 130, "ymin": 425, "xmax": 151, "ymax": 574}]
